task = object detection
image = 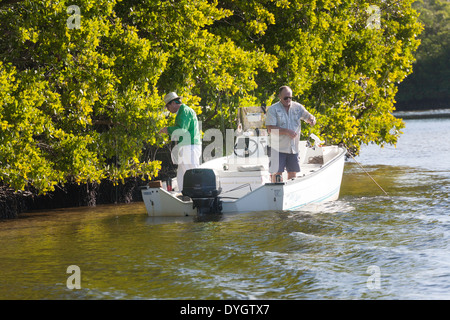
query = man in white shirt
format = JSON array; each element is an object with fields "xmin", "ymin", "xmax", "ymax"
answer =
[{"xmin": 265, "ymin": 86, "xmax": 316, "ymax": 182}]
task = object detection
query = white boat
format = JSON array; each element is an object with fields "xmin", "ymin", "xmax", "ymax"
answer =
[{"xmin": 141, "ymin": 107, "xmax": 346, "ymax": 217}]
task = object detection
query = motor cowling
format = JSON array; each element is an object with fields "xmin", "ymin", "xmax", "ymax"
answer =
[{"xmin": 182, "ymin": 168, "xmax": 222, "ymax": 214}]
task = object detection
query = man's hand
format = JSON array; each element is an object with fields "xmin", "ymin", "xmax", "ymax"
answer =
[
  {"xmin": 267, "ymin": 125, "xmax": 297, "ymax": 139},
  {"xmin": 285, "ymin": 129, "xmax": 298, "ymax": 139},
  {"xmin": 159, "ymin": 127, "xmax": 168, "ymax": 134},
  {"xmin": 307, "ymin": 116, "xmax": 316, "ymax": 127}
]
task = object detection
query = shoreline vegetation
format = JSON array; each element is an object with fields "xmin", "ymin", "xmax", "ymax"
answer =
[
  {"xmin": 1, "ymin": 0, "xmax": 448, "ymax": 219},
  {"xmin": 1, "ymin": 106, "xmax": 447, "ymax": 220},
  {"xmin": 395, "ymin": 0, "xmax": 449, "ymax": 112},
  {"xmin": 394, "ymin": 107, "xmax": 450, "ymax": 119},
  {"xmin": 0, "ymin": 178, "xmax": 148, "ymax": 220}
]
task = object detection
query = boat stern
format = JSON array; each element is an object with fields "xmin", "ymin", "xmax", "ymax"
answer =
[{"xmin": 141, "ymin": 186, "xmax": 197, "ymax": 217}]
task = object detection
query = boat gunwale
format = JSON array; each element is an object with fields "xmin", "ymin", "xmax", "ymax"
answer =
[
  {"xmin": 219, "ymin": 146, "xmax": 347, "ymax": 204},
  {"xmin": 265, "ymin": 146, "xmax": 347, "ymax": 187}
]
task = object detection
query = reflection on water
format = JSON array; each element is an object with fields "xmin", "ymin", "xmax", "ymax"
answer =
[{"xmin": 0, "ymin": 117, "xmax": 449, "ymax": 299}]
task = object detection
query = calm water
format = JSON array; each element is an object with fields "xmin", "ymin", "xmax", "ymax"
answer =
[{"xmin": 1, "ymin": 114, "xmax": 449, "ymax": 300}]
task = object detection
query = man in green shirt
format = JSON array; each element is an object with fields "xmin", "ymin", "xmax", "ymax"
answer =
[{"xmin": 159, "ymin": 92, "xmax": 202, "ymax": 192}]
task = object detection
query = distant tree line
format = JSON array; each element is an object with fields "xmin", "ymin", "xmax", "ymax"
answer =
[{"xmin": 396, "ymin": 0, "xmax": 449, "ymax": 110}]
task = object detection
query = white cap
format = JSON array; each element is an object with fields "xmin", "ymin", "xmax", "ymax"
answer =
[{"xmin": 164, "ymin": 92, "xmax": 180, "ymax": 104}]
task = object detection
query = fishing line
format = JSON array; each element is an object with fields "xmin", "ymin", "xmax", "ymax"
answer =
[{"xmin": 346, "ymin": 149, "xmax": 389, "ymax": 196}]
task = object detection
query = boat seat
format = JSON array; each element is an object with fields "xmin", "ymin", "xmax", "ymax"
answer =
[{"xmin": 237, "ymin": 165, "xmax": 265, "ymax": 172}]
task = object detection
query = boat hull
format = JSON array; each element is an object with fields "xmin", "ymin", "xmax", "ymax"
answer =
[
  {"xmin": 222, "ymin": 147, "xmax": 345, "ymax": 212},
  {"xmin": 141, "ymin": 146, "xmax": 346, "ymax": 217},
  {"xmin": 142, "ymin": 188, "xmax": 197, "ymax": 217}
]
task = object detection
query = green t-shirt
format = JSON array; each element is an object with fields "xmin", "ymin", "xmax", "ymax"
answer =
[{"xmin": 167, "ymin": 104, "xmax": 201, "ymax": 146}]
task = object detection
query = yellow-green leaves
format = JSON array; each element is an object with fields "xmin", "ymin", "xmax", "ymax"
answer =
[
  {"xmin": 217, "ymin": 0, "xmax": 421, "ymax": 154},
  {"xmin": 0, "ymin": 0, "xmax": 422, "ymax": 194},
  {"xmin": 0, "ymin": 0, "xmax": 168, "ymax": 193}
]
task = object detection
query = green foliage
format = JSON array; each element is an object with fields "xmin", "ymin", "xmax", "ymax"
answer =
[
  {"xmin": 114, "ymin": 0, "xmax": 277, "ymax": 131},
  {"xmin": 0, "ymin": 0, "xmax": 166, "ymax": 193},
  {"xmin": 212, "ymin": 0, "xmax": 422, "ymax": 153},
  {"xmin": 0, "ymin": 0, "xmax": 422, "ymax": 194}
]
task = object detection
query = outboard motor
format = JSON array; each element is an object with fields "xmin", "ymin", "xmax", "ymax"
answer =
[{"xmin": 182, "ymin": 168, "xmax": 222, "ymax": 214}]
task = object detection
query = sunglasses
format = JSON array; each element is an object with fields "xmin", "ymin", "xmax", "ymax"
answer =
[{"xmin": 283, "ymin": 96, "xmax": 293, "ymax": 101}]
